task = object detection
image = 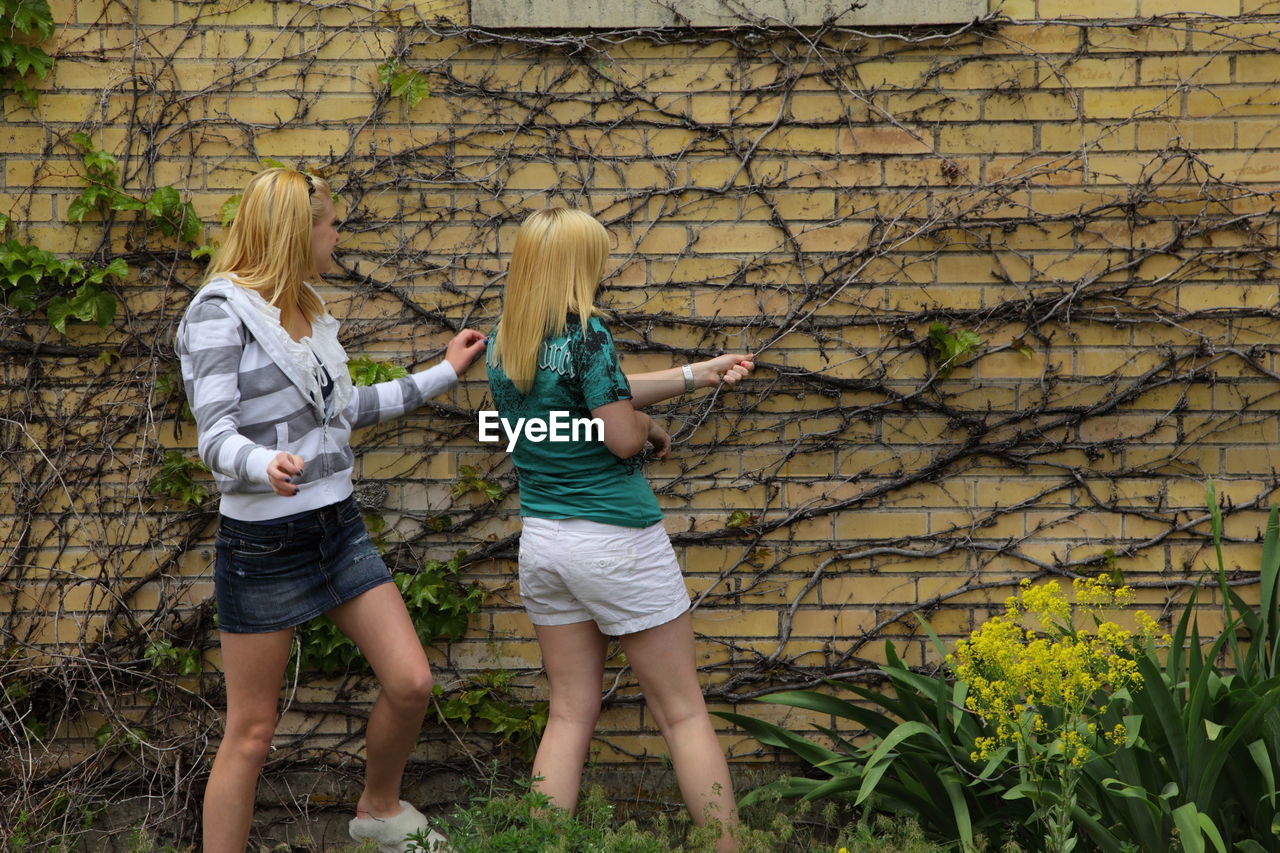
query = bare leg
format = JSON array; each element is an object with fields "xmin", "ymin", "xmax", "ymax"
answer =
[
  {"xmin": 621, "ymin": 612, "xmax": 739, "ymax": 853},
  {"xmin": 530, "ymin": 620, "xmax": 609, "ymax": 811},
  {"xmin": 327, "ymin": 582, "xmax": 436, "ymax": 819},
  {"xmin": 202, "ymin": 629, "xmax": 293, "ymax": 853}
]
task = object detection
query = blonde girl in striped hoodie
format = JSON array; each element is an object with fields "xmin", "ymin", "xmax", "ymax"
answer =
[{"xmin": 178, "ymin": 168, "xmax": 484, "ymax": 853}]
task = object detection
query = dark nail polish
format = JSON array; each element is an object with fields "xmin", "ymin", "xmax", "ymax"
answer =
[{"xmin": 284, "ymin": 476, "xmax": 292, "ymax": 483}]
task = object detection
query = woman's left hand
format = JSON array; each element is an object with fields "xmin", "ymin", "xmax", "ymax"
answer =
[
  {"xmin": 445, "ymin": 329, "xmax": 488, "ymax": 375},
  {"xmin": 696, "ymin": 353, "xmax": 754, "ymax": 389},
  {"xmin": 646, "ymin": 418, "xmax": 672, "ymax": 461}
]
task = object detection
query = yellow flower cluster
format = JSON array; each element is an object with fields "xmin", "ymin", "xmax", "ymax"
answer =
[{"xmin": 949, "ymin": 577, "xmax": 1159, "ymax": 761}]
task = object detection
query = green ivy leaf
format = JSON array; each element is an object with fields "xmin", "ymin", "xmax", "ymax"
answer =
[
  {"xmin": 66, "ymin": 195, "xmax": 92, "ymax": 223},
  {"xmin": 179, "ymin": 200, "xmax": 202, "ymax": 243},
  {"xmin": 92, "ymin": 290, "xmax": 115, "ymax": 327},
  {"xmin": 378, "ymin": 59, "xmax": 430, "ymax": 109},
  {"xmin": 12, "ymin": 77, "xmax": 38, "ymax": 108},
  {"xmin": 218, "ymin": 194, "xmax": 241, "ymax": 228},
  {"xmin": 145, "ymin": 185, "xmax": 181, "ymax": 220},
  {"xmin": 11, "ymin": 0, "xmax": 55, "ymax": 40},
  {"xmin": 82, "ymin": 148, "xmax": 118, "ymax": 178},
  {"xmin": 46, "ymin": 296, "xmax": 69, "ymax": 333},
  {"xmin": 391, "ymin": 70, "xmax": 429, "ymax": 109},
  {"xmin": 11, "ymin": 42, "xmax": 51, "ymax": 78},
  {"xmin": 927, "ymin": 321, "xmax": 983, "ymax": 379}
]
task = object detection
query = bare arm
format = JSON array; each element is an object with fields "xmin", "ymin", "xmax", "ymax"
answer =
[
  {"xmin": 591, "ymin": 399, "xmax": 653, "ymax": 459},
  {"xmin": 626, "ymin": 353, "xmax": 755, "ymax": 408}
]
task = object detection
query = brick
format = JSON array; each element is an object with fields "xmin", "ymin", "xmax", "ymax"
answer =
[
  {"xmin": 852, "ymin": 58, "xmax": 932, "ymax": 89},
  {"xmin": 1188, "ymin": 85, "xmax": 1280, "ymax": 118},
  {"xmin": 788, "ymin": 607, "xmax": 878, "ymax": 637},
  {"xmin": 837, "ymin": 126, "xmax": 934, "ymax": 155},
  {"xmin": 691, "ymin": 223, "xmax": 781, "ymax": 254},
  {"xmin": 1137, "ymin": 118, "xmax": 1236, "ymax": 150},
  {"xmin": 883, "ymin": 91, "xmax": 981, "ymax": 122},
  {"xmin": 692, "ymin": 609, "xmax": 778, "ymax": 637},
  {"xmin": 786, "ymin": 93, "xmax": 854, "ymax": 123},
  {"xmin": 1040, "ymin": 0, "xmax": 1139, "ymax": 16},
  {"xmin": 1141, "ymin": 0, "xmax": 1241, "ymax": 13},
  {"xmin": 983, "ymin": 25, "xmax": 1083, "ymax": 56},
  {"xmin": 1081, "ymin": 88, "xmax": 1180, "ymax": 119},
  {"xmin": 883, "ymin": 157, "xmax": 979, "ymax": 186},
  {"xmin": 787, "ymin": 158, "xmax": 881, "ymax": 188},
  {"xmin": 983, "ymin": 90, "xmax": 1080, "ymax": 121},
  {"xmin": 756, "ymin": 125, "xmax": 843, "ymax": 156},
  {"xmin": 1087, "ymin": 24, "xmax": 1187, "ymax": 53},
  {"xmin": 1139, "ymin": 55, "xmax": 1232, "ymax": 87},
  {"xmin": 793, "ymin": 223, "xmax": 871, "ymax": 253},
  {"xmin": 834, "ymin": 511, "xmax": 929, "ymax": 540},
  {"xmin": 938, "ymin": 123, "xmax": 1034, "ymax": 153}
]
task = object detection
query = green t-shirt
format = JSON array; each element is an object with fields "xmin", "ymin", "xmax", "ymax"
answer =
[{"xmin": 486, "ymin": 316, "xmax": 663, "ymax": 528}]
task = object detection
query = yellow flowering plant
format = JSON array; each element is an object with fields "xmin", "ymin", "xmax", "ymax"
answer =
[
  {"xmin": 724, "ymin": 480, "xmax": 1280, "ymax": 852},
  {"xmin": 949, "ymin": 577, "xmax": 1160, "ymax": 853}
]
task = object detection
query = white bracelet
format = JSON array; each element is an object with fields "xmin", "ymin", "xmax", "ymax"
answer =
[{"xmin": 682, "ymin": 363, "xmax": 696, "ymax": 393}]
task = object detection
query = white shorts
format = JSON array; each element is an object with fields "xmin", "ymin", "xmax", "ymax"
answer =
[{"xmin": 518, "ymin": 517, "xmax": 690, "ymax": 636}]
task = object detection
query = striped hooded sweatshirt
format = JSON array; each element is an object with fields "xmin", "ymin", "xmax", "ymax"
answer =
[{"xmin": 176, "ymin": 276, "xmax": 456, "ymax": 521}]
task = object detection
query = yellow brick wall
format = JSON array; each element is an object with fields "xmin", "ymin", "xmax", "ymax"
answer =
[{"xmin": 3, "ymin": 0, "xmax": 1280, "ymax": 822}]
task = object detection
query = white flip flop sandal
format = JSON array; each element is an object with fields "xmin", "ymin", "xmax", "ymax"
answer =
[{"xmin": 347, "ymin": 800, "xmax": 450, "ymax": 853}]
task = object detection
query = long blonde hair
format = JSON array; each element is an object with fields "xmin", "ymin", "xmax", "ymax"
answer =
[
  {"xmin": 492, "ymin": 208, "xmax": 610, "ymax": 393},
  {"xmin": 205, "ymin": 168, "xmax": 331, "ymax": 321}
]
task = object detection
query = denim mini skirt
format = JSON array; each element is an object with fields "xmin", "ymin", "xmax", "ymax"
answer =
[{"xmin": 213, "ymin": 494, "xmax": 393, "ymax": 633}]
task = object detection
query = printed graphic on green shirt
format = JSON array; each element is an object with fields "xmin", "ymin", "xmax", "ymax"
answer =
[{"xmin": 486, "ymin": 316, "xmax": 662, "ymax": 529}]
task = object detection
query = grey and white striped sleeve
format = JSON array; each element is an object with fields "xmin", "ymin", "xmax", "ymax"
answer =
[
  {"xmin": 347, "ymin": 360, "xmax": 457, "ymax": 429},
  {"xmin": 177, "ymin": 299, "xmax": 276, "ymax": 486}
]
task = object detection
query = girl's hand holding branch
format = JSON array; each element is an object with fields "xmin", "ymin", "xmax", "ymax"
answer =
[
  {"xmin": 445, "ymin": 329, "xmax": 488, "ymax": 375},
  {"xmin": 695, "ymin": 353, "xmax": 754, "ymax": 389}
]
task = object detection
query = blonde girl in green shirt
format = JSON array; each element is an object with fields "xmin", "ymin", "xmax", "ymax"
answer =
[{"xmin": 487, "ymin": 207, "xmax": 753, "ymax": 853}]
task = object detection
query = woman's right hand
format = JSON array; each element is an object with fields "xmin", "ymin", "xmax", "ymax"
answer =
[
  {"xmin": 267, "ymin": 452, "xmax": 305, "ymax": 496},
  {"xmin": 445, "ymin": 329, "xmax": 488, "ymax": 375}
]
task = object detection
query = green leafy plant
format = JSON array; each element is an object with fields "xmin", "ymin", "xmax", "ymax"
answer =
[
  {"xmin": 717, "ymin": 640, "xmax": 1032, "ymax": 850},
  {"xmin": 926, "ymin": 322, "xmax": 982, "ymax": 379},
  {"xmin": 348, "ymin": 354, "xmax": 408, "ymax": 386},
  {"xmin": 727, "ymin": 509, "xmax": 757, "ymax": 529},
  {"xmin": 6, "ymin": 789, "xmax": 100, "ymax": 853},
  {"xmin": 67, "ymin": 133, "xmax": 202, "ymax": 244},
  {"xmin": 0, "ymin": 234, "xmax": 127, "ymax": 332},
  {"xmin": 143, "ymin": 638, "xmax": 201, "ymax": 676},
  {"xmin": 433, "ymin": 669, "xmax": 548, "ymax": 760},
  {"xmin": 364, "ymin": 511, "xmax": 389, "ymax": 551},
  {"xmin": 378, "ymin": 58, "xmax": 430, "ymax": 110},
  {"xmin": 1065, "ymin": 480, "xmax": 1280, "ymax": 853},
  {"xmin": 94, "ymin": 720, "xmax": 145, "ymax": 752},
  {"xmin": 2, "ymin": 674, "xmax": 48, "ymax": 740},
  {"xmin": 294, "ymin": 550, "xmax": 484, "ymax": 677},
  {"xmin": 398, "ymin": 550, "xmax": 487, "ymax": 642},
  {"xmin": 453, "ymin": 464, "xmax": 504, "ymax": 503},
  {"xmin": 948, "ymin": 578, "xmax": 1155, "ymax": 853},
  {"xmin": 192, "ymin": 193, "xmax": 245, "ymax": 260},
  {"xmin": 154, "ymin": 366, "xmax": 193, "ymax": 422},
  {"xmin": 0, "ymin": 0, "xmax": 54, "ymax": 107},
  {"xmin": 148, "ymin": 450, "xmax": 210, "ymax": 507},
  {"xmin": 723, "ymin": 479, "xmax": 1280, "ymax": 853}
]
